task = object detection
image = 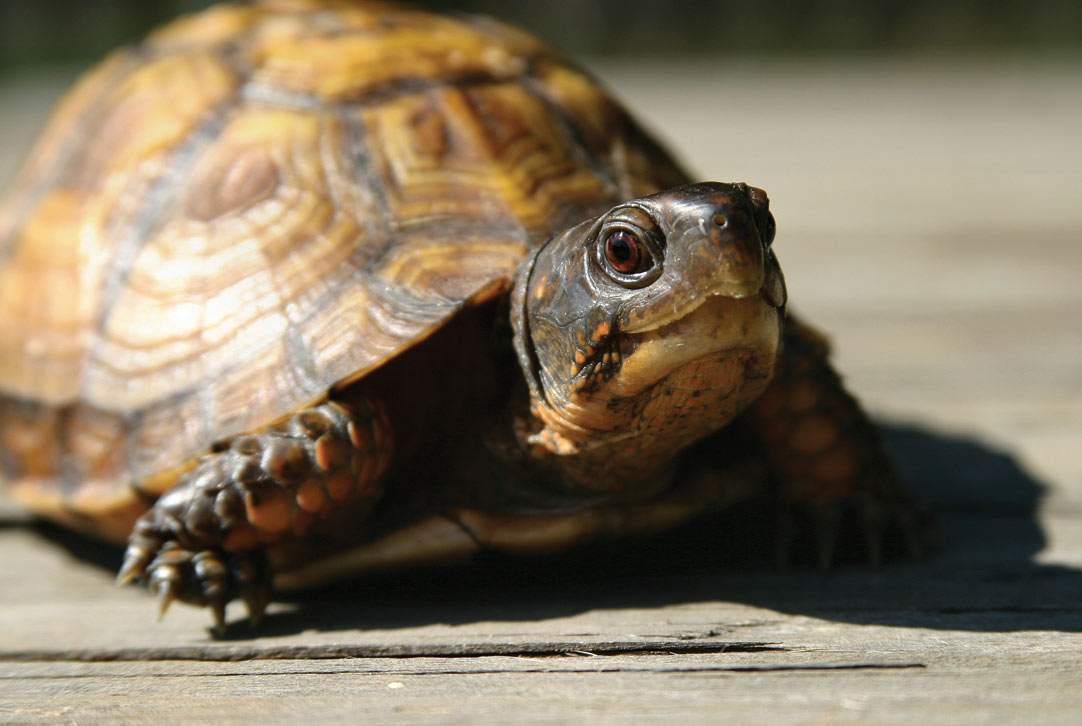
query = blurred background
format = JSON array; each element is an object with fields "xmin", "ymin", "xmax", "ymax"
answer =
[{"xmin": 0, "ymin": 0, "xmax": 1080, "ymax": 66}]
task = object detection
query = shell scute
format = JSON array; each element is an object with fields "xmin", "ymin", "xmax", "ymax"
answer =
[
  {"xmin": 244, "ymin": 5, "xmax": 536, "ymax": 101},
  {"xmin": 531, "ymin": 60, "xmax": 690, "ymax": 198}
]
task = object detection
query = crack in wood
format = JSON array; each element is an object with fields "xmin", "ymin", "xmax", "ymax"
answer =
[
  {"xmin": 0, "ymin": 639, "xmax": 784, "ymax": 663},
  {"xmin": 2, "ymin": 662, "xmax": 928, "ymax": 679}
]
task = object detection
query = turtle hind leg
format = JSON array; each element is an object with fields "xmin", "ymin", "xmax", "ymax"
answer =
[
  {"xmin": 117, "ymin": 399, "xmax": 391, "ymax": 633},
  {"xmin": 747, "ymin": 316, "xmax": 936, "ymax": 568}
]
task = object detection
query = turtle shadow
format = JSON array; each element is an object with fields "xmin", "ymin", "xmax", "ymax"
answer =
[
  {"xmin": 244, "ymin": 422, "xmax": 1082, "ymax": 637},
  {"xmin": 24, "ymin": 421, "xmax": 1082, "ymax": 638}
]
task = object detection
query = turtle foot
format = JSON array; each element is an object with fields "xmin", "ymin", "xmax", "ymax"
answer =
[
  {"xmin": 115, "ymin": 399, "xmax": 390, "ymax": 631},
  {"xmin": 775, "ymin": 494, "xmax": 938, "ymax": 570},
  {"xmin": 119, "ymin": 537, "xmax": 272, "ymax": 633}
]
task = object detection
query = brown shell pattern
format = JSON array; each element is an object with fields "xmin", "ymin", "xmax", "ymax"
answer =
[{"xmin": 0, "ymin": 0, "xmax": 688, "ymax": 526}]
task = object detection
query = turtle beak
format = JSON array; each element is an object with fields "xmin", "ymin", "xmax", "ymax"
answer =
[
  {"xmin": 746, "ymin": 184, "xmax": 786, "ymax": 310},
  {"xmin": 762, "ymin": 250, "xmax": 787, "ymax": 309}
]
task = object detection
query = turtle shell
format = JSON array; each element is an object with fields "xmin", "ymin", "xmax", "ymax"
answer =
[{"xmin": 0, "ymin": 0, "xmax": 688, "ymax": 537}]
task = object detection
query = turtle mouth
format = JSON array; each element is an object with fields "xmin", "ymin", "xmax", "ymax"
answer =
[
  {"xmin": 622, "ymin": 274, "xmax": 786, "ymax": 335},
  {"xmin": 605, "ymin": 293, "xmax": 782, "ymax": 400},
  {"xmin": 619, "ymin": 239, "xmax": 787, "ymax": 336}
]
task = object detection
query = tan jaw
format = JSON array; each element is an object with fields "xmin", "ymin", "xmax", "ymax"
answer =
[
  {"xmin": 621, "ymin": 281, "xmax": 761, "ymax": 334},
  {"xmin": 607, "ymin": 294, "xmax": 781, "ymax": 400},
  {"xmin": 621, "ymin": 253, "xmax": 785, "ymax": 336}
]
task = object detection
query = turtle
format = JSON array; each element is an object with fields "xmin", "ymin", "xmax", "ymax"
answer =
[{"xmin": 0, "ymin": 0, "xmax": 923, "ymax": 632}]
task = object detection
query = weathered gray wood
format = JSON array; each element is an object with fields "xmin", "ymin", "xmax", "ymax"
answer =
[
  {"xmin": 3, "ymin": 652, "xmax": 1079, "ymax": 725},
  {"xmin": 2, "ymin": 58, "xmax": 1081, "ymax": 724}
]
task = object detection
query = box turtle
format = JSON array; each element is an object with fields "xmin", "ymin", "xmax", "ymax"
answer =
[{"xmin": 0, "ymin": 0, "xmax": 923, "ymax": 631}]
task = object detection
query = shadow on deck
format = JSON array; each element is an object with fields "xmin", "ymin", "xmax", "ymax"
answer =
[{"xmin": 19, "ymin": 423, "xmax": 1082, "ymax": 639}]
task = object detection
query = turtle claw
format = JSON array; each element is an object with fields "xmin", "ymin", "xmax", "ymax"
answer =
[
  {"xmin": 117, "ymin": 535, "xmax": 271, "ymax": 633},
  {"xmin": 209, "ymin": 600, "xmax": 228, "ymax": 636},
  {"xmin": 232, "ymin": 552, "xmax": 272, "ymax": 627},
  {"xmin": 898, "ymin": 503, "xmax": 942, "ymax": 560},
  {"xmin": 241, "ymin": 580, "xmax": 272, "ymax": 628},
  {"xmin": 809, "ymin": 501, "xmax": 841, "ymax": 570},
  {"xmin": 855, "ymin": 498, "xmax": 887, "ymax": 567},
  {"xmin": 242, "ymin": 592, "xmax": 269, "ymax": 628},
  {"xmin": 117, "ymin": 541, "xmax": 158, "ymax": 586},
  {"xmin": 777, "ymin": 494, "xmax": 934, "ymax": 568},
  {"xmin": 191, "ymin": 551, "xmax": 232, "ymax": 634},
  {"xmin": 774, "ymin": 507, "xmax": 797, "ymax": 569},
  {"xmin": 150, "ymin": 564, "xmax": 181, "ymax": 620}
]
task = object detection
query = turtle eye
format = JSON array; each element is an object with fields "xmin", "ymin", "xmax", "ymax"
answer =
[{"xmin": 603, "ymin": 229, "xmax": 652, "ymax": 276}]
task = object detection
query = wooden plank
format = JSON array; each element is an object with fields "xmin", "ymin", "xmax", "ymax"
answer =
[
  {"xmin": 2, "ymin": 650, "xmax": 1081, "ymax": 725},
  {"xmin": 1, "ymin": 57, "xmax": 1081, "ymax": 724}
]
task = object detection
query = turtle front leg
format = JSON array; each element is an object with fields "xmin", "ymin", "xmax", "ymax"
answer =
[
  {"xmin": 117, "ymin": 398, "xmax": 391, "ymax": 631},
  {"xmin": 746, "ymin": 315, "xmax": 931, "ymax": 567}
]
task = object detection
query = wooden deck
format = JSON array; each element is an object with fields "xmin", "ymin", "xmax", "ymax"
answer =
[{"xmin": 2, "ymin": 58, "xmax": 1081, "ymax": 724}]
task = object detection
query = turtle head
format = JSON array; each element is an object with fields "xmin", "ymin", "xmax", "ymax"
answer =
[{"xmin": 511, "ymin": 182, "xmax": 787, "ymax": 490}]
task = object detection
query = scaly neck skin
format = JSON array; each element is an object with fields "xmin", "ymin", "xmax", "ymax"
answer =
[
  {"xmin": 516, "ymin": 298, "xmax": 780, "ymax": 498},
  {"xmin": 524, "ymin": 392, "xmax": 677, "ymax": 496}
]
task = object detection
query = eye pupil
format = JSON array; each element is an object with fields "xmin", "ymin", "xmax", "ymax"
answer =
[
  {"xmin": 605, "ymin": 230, "xmax": 645, "ymax": 274},
  {"xmin": 611, "ymin": 238, "xmax": 632, "ymax": 262}
]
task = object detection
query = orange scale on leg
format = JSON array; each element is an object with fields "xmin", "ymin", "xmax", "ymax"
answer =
[
  {"xmin": 295, "ymin": 480, "xmax": 326, "ymax": 513},
  {"xmin": 327, "ymin": 472, "xmax": 355, "ymax": 502},
  {"xmin": 222, "ymin": 525, "xmax": 260, "ymax": 552},
  {"xmin": 789, "ymin": 416, "xmax": 838, "ymax": 453},
  {"xmin": 812, "ymin": 445, "xmax": 860, "ymax": 484},
  {"xmin": 347, "ymin": 421, "xmax": 370, "ymax": 450},
  {"xmin": 245, "ymin": 490, "xmax": 293, "ymax": 533},
  {"xmin": 314, "ymin": 433, "xmax": 351, "ymax": 472}
]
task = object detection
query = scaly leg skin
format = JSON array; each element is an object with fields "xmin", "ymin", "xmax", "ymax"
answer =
[
  {"xmin": 746, "ymin": 315, "xmax": 933, "ymax": 568},
  {"xmin": 117, "ymin": 399, "xmax": 391, "ymax": 632}
]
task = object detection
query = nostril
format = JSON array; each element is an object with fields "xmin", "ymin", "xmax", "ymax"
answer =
[
  {"xmin": 712, "ymin": 213, "xmax": 728, "ymax": 228},
  {"xmin": 746, "ymin": 185, "xmax": 769, "ymax": 212}
]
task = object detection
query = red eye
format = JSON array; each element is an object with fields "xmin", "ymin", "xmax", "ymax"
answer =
[{"xmin": 604, "ymin": 230, "xmax": 649, "ymax": 275}]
